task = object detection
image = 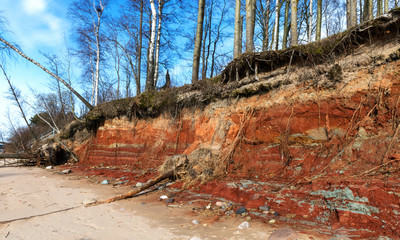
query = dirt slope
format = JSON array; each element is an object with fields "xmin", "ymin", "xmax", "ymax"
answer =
[{"xmin": 61, "ymin": 9, "xmax": 400, "ymax": 239}]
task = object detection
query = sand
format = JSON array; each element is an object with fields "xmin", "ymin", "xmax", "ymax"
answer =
[{"xmin": 0, "ymin": 166, "xmax": 304, "ymax": 240}]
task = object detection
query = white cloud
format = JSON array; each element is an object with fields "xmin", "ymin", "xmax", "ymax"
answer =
[{"xmin": 22, "ymin": 0, "xmax": 47, "ymax": 15}]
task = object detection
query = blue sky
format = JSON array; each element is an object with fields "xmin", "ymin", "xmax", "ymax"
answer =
[{"xmin": 0, "ymin": 0, "xmax": 73, "ymax": 138}]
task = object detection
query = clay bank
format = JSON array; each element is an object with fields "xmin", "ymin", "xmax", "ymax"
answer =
[{"xmin": 48, "ymin": 9, "xmax": 400, "ymax": 239}]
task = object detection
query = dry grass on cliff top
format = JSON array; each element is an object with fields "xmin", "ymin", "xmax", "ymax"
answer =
[{"xmin": 84, "ymin": 8, "xmax": 400, "ymax": 131}]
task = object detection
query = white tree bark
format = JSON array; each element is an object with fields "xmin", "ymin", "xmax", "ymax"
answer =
[
  {"xmin": 146, "ymin": 0, "xmax": 157, "ymax": 91},
  {"xmin": 290, "ymin": 0, "xmax": 298, "ymax": 46},
  {"xmin": 234, "ymin": 0, "xmax": 242, "ymax": 58},
  {"xmin": 154, "ymin": 0, "xmax": 164, "ymax": 87},
  {"xmin": 245, "ymin": 0, "xmax": 256, "ymax": 52},
  {"xmin": 309, "ymin": 0, "xmax": 313, "ymax": 42},
  {"xmin": 273, "ymin": 0, "xmax": 280, "ymax": 50}
]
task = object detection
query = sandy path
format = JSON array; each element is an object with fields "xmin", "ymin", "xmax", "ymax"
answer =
[{"xmin": 0, "ymin": 166, "xmax": 289, "ymax": 240}]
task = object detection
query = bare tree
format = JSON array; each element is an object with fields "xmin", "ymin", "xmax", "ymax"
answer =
[
  {"xmin": 316, "ymin": 0, "xmax": 322, "ymax": 41},
  {"xmin": 146, "ymin": 0, "xmax": 157, "ymax": 91},
  {"xmin": 192, "ymin": 0, "xmax": 206, "ymax": 83},
  {"xmin": 291, "ymin": 0, "xmax": 298, "ymax": 46},
  {"xmin": 234, "ymin": 0, "xmax": 242, "ymax": 58},
  {"xmin": 246, "ymin": 0, "xmax": 257, "ymax": 52},
  {"xmin": 154, "ymin": 0, "xmax": 165, "ymax": 87},
  {"xmin": 68, "ymin": 0, "xmax": 110, "ymax": 106},
  {"xmin": 282, "ymin": 0, "xmax": 290, "ymax": 49},
  {"xmin": 1, "ymin": 65, "xmax": 38, "ymax": 141},
  {"xmin": 0, "ymin": 37, "xmax": 93, "ymax": 110}
]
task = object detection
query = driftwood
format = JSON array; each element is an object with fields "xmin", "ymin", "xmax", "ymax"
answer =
[
  {"xmin": 0, "ymin": 153, "xmax": 33, "ymax": 159},
  {"xmin": 85, "ymin": 170, "xmax": 175, "ymax": 207}
]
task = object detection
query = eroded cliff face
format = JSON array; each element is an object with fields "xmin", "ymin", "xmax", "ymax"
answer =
[
  {"xmin": 65, "ymin": 13, "xmax": 400, "ymax": 239},
  {"xmin": 69, "ymin": 47, "xmax": 400, "ymax": 238}
]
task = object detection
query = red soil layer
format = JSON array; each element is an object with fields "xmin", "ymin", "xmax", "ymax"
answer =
[{"xmin": 72, "ymin": 61, "xmax": 400, "ymax": 239}]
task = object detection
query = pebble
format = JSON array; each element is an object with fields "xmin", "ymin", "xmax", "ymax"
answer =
[
  {"xmin": 236, "ymin": 206, "xmax": 247, "ymax": 215},
  {"xmin": 136, "ymin": 182, "xmax": 146, "ymax": 187},
  {"xmin": 238, "ymin": 221, "xmax": 250, "ymax": 230},
  {"xmin": 160, "ymin": 195, "xmax": 168, "ymax": 200},
  {"xmin": 189, "ymin": 236, "xmax": 202, "ymax": 240},
  {"xmin": 206, "ymin": 203, "xmax": 211, "ymax": 209},
  {"xmin": 46, "ymin": 166, "xmax": 53, "ymax": 170},
  {"xmin": 216, "ymin": 201, "xmax": 225, "ymax": 207},
  {"xmin": 61, "ymin": 169, "xmax": 72, "ymax": 174},
  {"xmin": 225, "ymin": 210, "xmax": 234, "ymax": 215},
  {"xmin": 203, "ymin": 223, "xmax": 208, "ymax": 227},
  {"xmin": 83, "ymin": 199, "xmax": 97, "ymax": 205},
  {"xmin": 165, "ymin": 198, "xmax": 175, "ymax": 203},
  {"xmin": 274, "ymin": 212, "xmax": 280, "ymax": 216},
  {"xmin": 269, "ymin": 219, "xmax": 276, "ymax": 224},
  {"xmin": 259, "ymin": 206, "xmax": 270, "ymax": 211},
  {"xmin": 101, "ymin": 180, "xmax": 109, "ymax": 185},
  {"xmin": 192, "ymin": 220, "xmax": 200, "ymax": 225}
]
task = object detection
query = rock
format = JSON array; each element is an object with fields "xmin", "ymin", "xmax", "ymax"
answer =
[
  {"xmin": 216, "ymin": 201, "xmax": 225, "ymax": 207},
  {"xmin": 202, "ymin": 223, "xmax": 208, "ymax": 227},
  {"xmin": 285, "ymin": 213, "xmax": 296, "ymax": 218},
  {"xmin": 61, "ymin": 169, "xmax": 72, "ymax": 174},
  {"xmin": 160, "ymin": 195, "xmax": 168, "ymax": 200},
  {"xmin": 206, "ymin": 203, "xmax": 211, "ymax": 209},
  {"xmin": 83, "ymin": 199, "xmax": 97, "ymax": 205},
  {"xmin": 136, "ymin": 182, "xmax": 145, "ymax": 187},
  {"xmin": 274, "ymin": 212, "xmax": 280, "ymax": 216},
  {"xmin": 165, "ymin": 198, "xmax": 175, "ymax": 203},
  {"xmin": 46, "ymin": 166, "xmax": 53, "ymax": 170},
  {"xmin": 238, "ymin": 221, "xmax": 250, "ymax": 230},
  {"xmin": 225, "ymin": 210, "xmax": 234, "ymax": 216},
  {"xmin": 192, "ymin": 220, "xmax": 200, "ymax": 225},
  {"xmin": 259, "ymin": 206, "xmax": 270, "ymax": 211},
  {"xmin": 306, "ymin": 127, "xmax": 328, "ymax": 141},
  {"xmin": 236, "ymin": 206, "xmax": 246, "ymax": 215},
  {"xmin": 100, "ymin": 180, "xmax": 109, "ymax": 185},
  {"xmin": 268, "ymin": 227, "xmax": 298, "ymax": 240},
  {"xmin": 245, "ymin": 216, "xmax": 251, "ymax": 222},
  {"xmin": 269, "ymin": 219, "xmax": 276, "ymax": 224},
  {"xmin": 190, "ymin": 236, "xmax": 202, "ymax": 240}
]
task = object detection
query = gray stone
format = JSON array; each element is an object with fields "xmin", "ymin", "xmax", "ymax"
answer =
[
  {"xmin": 136, "ymin": 182, "xmax": 145, "ymax": 187},
  {"xmin": 61, "ymin": 169, "xmax": 72, "ymax": 174},
  {"xmin": 236, "ymin": 206, "xmax": 246, "ymax": 215},
  {"xmin": 267, "ymin": 227, "xmax": 298, "ymax": 240},
  {"xmin": 100, "ymin": 180, "xmax": 109, "ymax": 185},
  {"xmin": 165, "ymin": 198, "xmax": 175, "ymax": 203},
  {"xmin": 192, "ymin": 220, "xmax": 200, "ymax": 225},
  {"xmin": 259, "ymin": 206, "xmax": 270, "ymax": 211},
  {"xmin": 238, "ymin": 221, "xmax": 250, "ymax": 230}
]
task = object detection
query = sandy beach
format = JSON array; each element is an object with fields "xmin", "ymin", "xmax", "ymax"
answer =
[{"xmin": 0, "ymin": 166, "xmax": 311, "ymax": 240}]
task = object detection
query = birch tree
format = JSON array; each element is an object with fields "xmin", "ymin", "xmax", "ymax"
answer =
[
  {"xmin": 308, "ymin": 0, "xmax": 313, "ymax": 42},
  {"xmin": 192, "ymin": 0, "xmax": 206, "ymax": 83},
  {"xmin": 68, "ymin": 0, "xmax": 109, "ymax": 107},
  {"xmin": 246, "ymin": 0, "xmax": 257, "ymax": 52},
  {"xmin": 154, "ymin": 0, "xmax": 165, "ymax": 87},
  {"xmin": 145, "ymin": 0, "xmax": 157, "ymax": 91},
  {"xmin": 272, "ymin": 0, "xmax": 281, "ymax": 50},
  {"xmin": 282, "ymin": 0, "xmax": 290, "ymax": 49},
  {"xmin": 291, "ymin": 0, "xmax": 298, "ymax": 46}
]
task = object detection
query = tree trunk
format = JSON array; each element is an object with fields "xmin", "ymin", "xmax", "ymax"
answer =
[
  {"xmin": 245, "ymin": 0, "xmax": 256, "ymax": 52},
  {"xmin": 192, "ymin": 0, "xmax": 206, "ymax": 83},
  {"xmin": 316, "ymin": 0, "xmax": 322, "ymax": 41},
  {"xmin": 308, "ymin": 0, "xmax": 313, "ymax": 42},
  {"xmin": 94, "ymin": 10, "xmax": 101, "ymax": 106},
  {"xmin": 368, "ymin": 0, "xmax": 373, "ymax": 20},
  {"xmin": 1, "ymin": 65, "xmax": 38, "ymax": 142},
  {"xmin": 384, "ymin": 0, "xmax": 388, "ymax": 13},
  {"xmin": 154, "ymin": 0, "xmax": 164, "ymax": 88},
  {"xmin": 272, "ymin": 0, "xmax": 281, "ymax": 50},
  {"xmin": 0, "ymin": 37, "xmax": 93, "ymax": 110},
  {"xmin": 234, "ymin": 0, "xmax": 242, "ymax": 58},
  {"xmin": 146, "ymin": 0, "xmax": 157, "ymax": 91},
  {"xmin": 282, "ymin": 0, "xmax": 290, "ymax": 49},
  {"xmin": 290, "ymin": 0, "xmax": 298, "ymax": 46},
  {"xmin": 136, "ymin": 0, "xmax": 143, "ymax": 96},
  {"xmin": 377, "ymin": 0, "xmax": 382, "ymax": 16},
  {"xmin": 262, "ymin": 0, "xmax": 271, "ymax": 51}
]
